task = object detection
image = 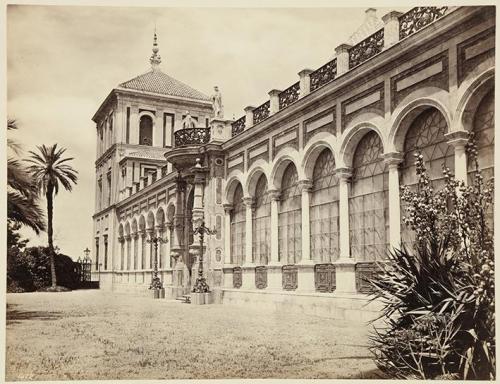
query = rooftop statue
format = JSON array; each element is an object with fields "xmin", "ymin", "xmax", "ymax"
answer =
[
  {"xmin": 212, "ymin": 86, "xmax": 224, "ymax": 118},
  {"xmin": 182, "ymin": 111, "xmax": 197, "ymax": 128}
]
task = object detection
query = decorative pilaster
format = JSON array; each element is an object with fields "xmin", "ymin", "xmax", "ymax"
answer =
[
  {"xmin": 445, "ymin": 130, "xmax": 469, "ymax": 185},
  {"xmin": 268, "ymin": 89, "xmax": 281, "ymax": 115},
  {"xmin": 298, "ymin": 69, "xmax": 314, "ymax": 97},
  {"xmin": 132, "ymin": 232, "xmax": 139, "ymax": 270},
  {"xmin": 383, "ymin": 152, "xmax": 404, "ymax": 250},
  {"xmin": 333, "ymin": 167, "xmax": 356, "ymax": 293},
  {"xmin": 244, "ymin": 106, "xmax": 255, "ymax": 129},
  {"xmin": 242, "ymin": 196, "xmax": 255, "ymax": 289},
  {"xmin": 334, "ymin": 44, "xmax": 352, "ymax": 76},
  {"xmin": 298, "ymin": 180, "xmax": 313, "ymax": 264},
  {"xmin": 382, "ymin": 11, "xmax": 403, "ymax": 48},
  {"xmin": 267, "ymin": 190, "xmax": 282, "ymax": 290}
]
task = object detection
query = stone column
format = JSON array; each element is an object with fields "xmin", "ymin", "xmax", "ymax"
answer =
[
  {"xmin": 267, "ymin": 190, "xmax": 282, "ymax": 290},
  {"xmin": 333, "ymin": 168, "xmax": 356, "ymax": 293},
  {"xmin": 334, "ymin": 44, "xmax": 352, "ymax": 76},
  {"xmin": 133, "ymin": 233, "xmax": 138, "ymax": 270},
  {"xmin": 382, "ymin": 11, "xmax": 403, "ymax": 48},
  {"xmin": 268, "ymin": 89, "xmax": 281, "ymax": 115},
  {"xmin": 445, "ymin": 130, "xmax": 469, "ymax": 185},
  {"xmin": 298, "ymin": 69, "xmax": 314, "ymax": 97},
  {"xmin": 244, "ymin": 106, "xmax": 255, "ymax": 129},
  {"xmin": 297, "ymin": 180, "xmax": 314, "ymax": 291},
  {"xmin": 242, "ymin": 197, "xmax": 255, "ymax": 288},
  {"xmin": 383, "ymin": 152, "xmax": 403, "ymax": 250},
  {"xmin": 223, "ymin": 204, "xmax": 234, "ymax": 288},
  {"xmin": 140, "ymin": 231, "xmax": 147, "ymax": 270}
]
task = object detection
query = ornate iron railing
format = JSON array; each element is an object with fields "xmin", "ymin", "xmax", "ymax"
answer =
[
  {"xmin": 253, "ymin": 101, "xmax": 271, "ymax": 125},
  {"xmin": 282, "ymin": 265, "xmax": 298, "ymax": 290},
  {"xmin": 355, "ymin": 262, "xmax": 380, "ymax": 294},
  {"xmin": 349, "ymin": 29, "xmax": 384, "ymax": 69},
  {"xmin": 399, "ymin": 7, "xmax": 448, "ymax": 40},
  {"xmin": 255, "ymin": 266, "xmax": 267, "ymax": 289},
  {"xmin": 231, "ymin": 116, "xmax": 246, "ymax": 137},
  {"xmin": 174, "ymin": 127, "xmax": 210, "ymax": 147},
  {"xmin": 233, "ymin": 266, "xmax": 242, "ymax": 288},
  {"xmin": 310, "ymin": 58, "xmax": 337, "ymax": 92},
  {"xmin": 279, "ymin": 82, "xmax": 300, "ymax": 110},
  {"xmin": 314, "ymin": 264, "xmax": 336, "ymax": 293}
]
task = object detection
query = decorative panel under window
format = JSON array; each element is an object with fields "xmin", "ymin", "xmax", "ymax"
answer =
[
  {"xmin": 401, "ymin": 108, "xmax": 453, "ymax": 247},
  {"xmin": 349, "ymin": 131, "xmax": 389, "ymax": 262},
  {"xmin": 230, "ymin": 184, "xmax": 246, "ymax": 266},
  {"xmin": 253, "ymin": 175, "xmax": 271, "ymax": 265},
  {"xmin": 310, "ymin": 149, "xmax": 340, "ymax": 263},
  {"xmin": 468, "ymin": 90, "xmax": 494, "ymax": 229},
  {"xmin": 278, "ymin": 163, "xmax": 302, "ymax": 264}
]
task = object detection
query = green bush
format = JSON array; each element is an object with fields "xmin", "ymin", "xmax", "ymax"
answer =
[
  {"xmin": 369, "ymin": 137, "xmax": 495, "ymax": 380},
  {"xmin": 7, "ymin": 246, "xmax": 80, "ymax": 292}
]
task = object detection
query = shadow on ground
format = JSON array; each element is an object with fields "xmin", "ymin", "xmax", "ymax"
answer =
[{"xmin": 6, "ymin": 304, "xmax": 63, "ymax": 325}]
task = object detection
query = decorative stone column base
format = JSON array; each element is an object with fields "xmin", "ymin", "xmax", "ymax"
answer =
[
  {"xmin": 296, "ymin": 260, "xmax": 316, "ymax": 291},
  {"xmin": 223, "ymin": 265, "xmax": 235, "ymax": 288},
  {"xmin": 242, "ymin": 263, "xmax": 256, "ymax": 289},
  {"xmin": 333, "ymin": 258, "xmax": 357, "ymax": 293},
  {"xmin": 266, "ymin": 262, "xmax": 283, "ymax": 290},
  {"xmin": 191, "ymin": 291, "xmax": 214, "ymax": 305},
  {"xmin": 151, "ymin": 288, "xmax": 165, "ymax": 299}
]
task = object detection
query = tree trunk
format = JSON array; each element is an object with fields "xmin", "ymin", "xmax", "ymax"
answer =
[{"xmin": 46, "ymin": 186, "xmax": 57, "ymax": 288}]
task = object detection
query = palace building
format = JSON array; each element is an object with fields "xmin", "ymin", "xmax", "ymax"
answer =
[{"xmin": 92, "ymin": 6, "xmax": 495, "ymax": 320}]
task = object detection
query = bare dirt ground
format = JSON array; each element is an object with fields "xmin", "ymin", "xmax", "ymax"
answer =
[{"xmin": 6, "ymin": 290, "xmax": 385, "ymax": 380}]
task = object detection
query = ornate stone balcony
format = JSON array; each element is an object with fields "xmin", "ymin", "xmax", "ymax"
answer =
[{"xmin": 173, "ymin": 127, "xmax": 210, "ymax": 147}]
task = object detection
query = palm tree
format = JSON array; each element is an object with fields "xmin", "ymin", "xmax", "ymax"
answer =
[
  {"xmin": 7, "ymin": 119, "xmax": 45, "ymax": 233},
  {"xmin": 26, "ymin": 144, "xmax": 78, "ymax": 288}
]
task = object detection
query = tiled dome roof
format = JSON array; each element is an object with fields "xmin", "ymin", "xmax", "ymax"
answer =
[{"xmin": 118, "ymin": 69, "xmax": 211, "ymax": 102}]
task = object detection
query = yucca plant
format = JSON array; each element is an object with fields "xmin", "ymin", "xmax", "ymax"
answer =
[{"xmin": 369, "ymin": 135, "xmax": 495, "ymax": 380}]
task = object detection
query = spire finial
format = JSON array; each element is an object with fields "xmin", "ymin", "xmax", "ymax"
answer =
[{"xmin": 150, "ymin": 27, "xmax": 161, "ymax": 70}]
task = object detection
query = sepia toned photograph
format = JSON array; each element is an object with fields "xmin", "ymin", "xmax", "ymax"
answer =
[{"xmin": 4, "ymin": 1, "xmax": 496, "ymax": 381}]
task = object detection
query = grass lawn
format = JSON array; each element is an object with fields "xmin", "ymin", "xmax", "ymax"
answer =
[{"xmin": 6, "ymin": 290, "xmax": 385, "ymax": 380}]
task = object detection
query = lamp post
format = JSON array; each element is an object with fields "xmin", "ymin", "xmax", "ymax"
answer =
[
  {"xmin": 192, "ymin": 220, "xmax": 217, "ymax": 293},
  {"xmin": 147, "ymin": 235, "xmax": 168, "ymax": 290},
  {"xmin": 83, "ymin": 247, "xmax": 92, "ymax": 282}
]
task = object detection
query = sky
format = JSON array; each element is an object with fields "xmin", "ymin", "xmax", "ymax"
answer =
[{"xmin": 6, "ymin": 4, "xmax": 409, "ymax": 259}]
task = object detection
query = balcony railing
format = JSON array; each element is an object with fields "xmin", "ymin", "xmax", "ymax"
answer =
[
  {"xmin": 229, "ymin": 6, "xmax": 452, "ymax": 138},
  {"xmin": 174, "ymin": 127, "xmax": 210, "ymax": 147},
  {"xmin": 253, "ymin": 101, "xmax": 271, "ymax": 125},
  {"xmin": 279, "ymin": 82, "xmax": 300, "ymax": 110},
  {"xmin": 399, "ymin": 6, "xmax": 448, "ymax": 40},
  {"xmin": 349, "ymin": 29, "xmax": 384, "ymax": 69},
  {"xmin": 231, "ymin": 116, "xmax": 246, "ymax": 137},
  {"xmin": 310, "ymin": 58, "xmax": 337, "ymax": 92}
]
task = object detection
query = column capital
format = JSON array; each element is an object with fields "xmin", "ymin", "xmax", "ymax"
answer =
[
  {"xmin": 445, "ymin": 130, "xmax": 469, "ymax": 148},
  {"xmin": 155, "ymin": 224, "xmax": 165, "ymax": 232},
  {"xmin": 382, "ymin": 10, "xmax": 403, "ymax": 23},
  {"xmin": 268, "ymin": 189, "xmax": 281, "ymax": 201},
  {"xmin": 223, "ymin": 203, "xmax": 233, "ymax": 213},
  {"xmin": 382, "ymin": 152, "xmax": 404, "ymax": 167},
  {"xmin": 242, "ymin": 197, "xmax": 254, "ymax": 208},
  {"xmin": 119, "ymin": 236, "xmax": 126, "ymax": 242},
  {"xmin": 298, "ymin": 179, "xmax": 313, "ymax": 192},
  {"xmin": 132, "ymin": 232, "xmax": 139, "ymax": 239},
  {"xmin": 335, "ymin": 167, "xmax": 353, "ymax": 181}
]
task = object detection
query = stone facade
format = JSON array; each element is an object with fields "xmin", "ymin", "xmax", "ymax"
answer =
[{"xmin": 92, "ymin": 6, "xmax": 495, "ymax": 321}]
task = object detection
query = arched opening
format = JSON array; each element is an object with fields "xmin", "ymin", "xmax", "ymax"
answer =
[
  {"xmin": 400, "ymin": 107, "xmax": 453, "ymax": 246},
  {"xmin": 469, "ymin": 89, "xmax": 494, "ymax": 228},
  {"xmin": 253, "ymin": 174, "xmax": 271, "ymax": 265},
  {"xmin": 230, "ymin": 184, "xmax": 245, "ymax": 266},
  {"xmin": 310, "ymin": 148, "xmax": 339, "ymax": 263},
  {"xmin": 131, "ymin": 219, "xmax": 138, "ymax": 270},
  {"xmin": 349, "ymin": 131, "xmax": 388, "ymax": 262},
  {"xmin": 139, "ymin": 115, "xmax": 153, "ymax": 146},
  {"xmin": 119, "ymin": 224, "xmax": 125, "ymax": 270},
  {"xmin": 156, "ymin": 208, "xmax": 165, "ymax": 269},
  {"xmin": 278, "ymin": 162, "xmax": 301, "ymax": 264}
]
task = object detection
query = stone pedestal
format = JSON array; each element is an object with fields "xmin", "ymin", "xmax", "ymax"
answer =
[
  {"xmin": 242, "ymin": 264, "xmax": 256, "ymax": 289},
  {"xmin": 296, "ymin": 261, "xmax": 315, "ymax": 291},
  {"xmin": 151, "ymin": 288, "xmax": 165, "ymax": 299},
  {"xmin": 266, "ymin": 262, "xmax": 282, "ymax": 290},
  {"xmin": 191, "ymin": 291, "xmax": 214, "ymax": 305},
  {"xmin": 333, "ymin": 259, "xmax": 357, "ymax": 293},
  {"xmin": 223, "ymin": 266, "xmax": 234, "ymax": 288}
]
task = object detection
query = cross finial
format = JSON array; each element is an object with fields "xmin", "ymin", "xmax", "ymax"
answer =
[{"xmin": 150, "ymin": 28, "xmax": 162, "ymax": 70}]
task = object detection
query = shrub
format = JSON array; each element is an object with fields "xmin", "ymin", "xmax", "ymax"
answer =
[{"xmin": 369, "ymin": 136, "xmax": 495, "ymax": 380}]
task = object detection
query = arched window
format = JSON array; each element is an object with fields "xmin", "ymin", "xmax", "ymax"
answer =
[
  {"xmin": 278, "ymin": 163, "xmax": 302, "ymax": 264},
  {"xmin": 400, "ymin": 108, "xmax": 453, "ymax": 245},
  {"xmin": 253, "ymin": 175, "xmax": 271, "ymax": 265},
  {"xmin": 310, "ymin": 149, "xmax": 339, "ymax": 263},
  {"xmin": 120, "ymin": 239, "xmax": 125, "ymax": 270},
  {"xmin": 469, "ymin": 90, "xmax": 494, "ymax": 228},
  {"xmin": 126, "ymin": 238, "xmax": 131, "ymax": 270},
  {"xmin": 230, "ymin": 184, "xmax": 246, "ymax": 266},
  {"xmin": 349, "ymin": 131, "xmax": 388, "ymax": 262},
  {"xmin": 139, "ymin": 115, "xmax": 153, "ymax": 146}
]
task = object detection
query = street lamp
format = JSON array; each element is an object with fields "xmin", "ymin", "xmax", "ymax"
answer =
[
  {"xmin": 192, "ymin": 220, "xmax": 217, "ymax": 293},
  {"xmin": 147, "ymin": 236, "xmax": 168, "ymax": 290}
]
